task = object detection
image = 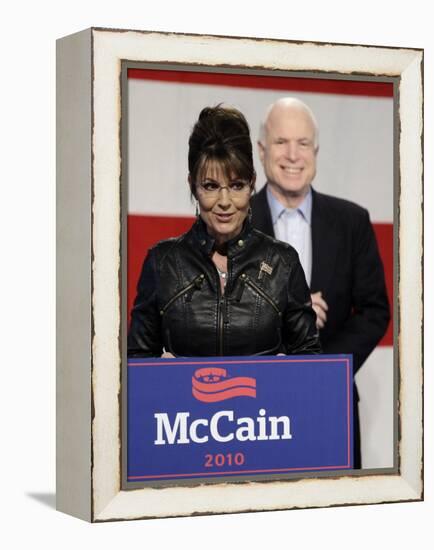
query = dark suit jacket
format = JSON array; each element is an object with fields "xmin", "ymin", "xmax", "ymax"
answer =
[{"xmin": 251, "ymin": 185, "xmax": 390, "ymax": 374}]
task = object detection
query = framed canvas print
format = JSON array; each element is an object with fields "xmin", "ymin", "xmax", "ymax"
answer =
[{"xmin": 56, "ymin": 27, "xmax": 423, "ymax": 522}]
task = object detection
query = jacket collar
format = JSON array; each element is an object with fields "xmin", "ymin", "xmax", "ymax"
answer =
[
  {"xmin": 310, "ymin": 187, "xmax": 339, "ymax": 293},
  {"xmin": 191, "ymin": 217, "xmax": 253, "ymax": 258}
]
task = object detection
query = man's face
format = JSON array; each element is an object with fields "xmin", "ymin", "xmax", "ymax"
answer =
[{"xmin": 259, "ymin": 105, "xmax": 317, "ymax": 203}]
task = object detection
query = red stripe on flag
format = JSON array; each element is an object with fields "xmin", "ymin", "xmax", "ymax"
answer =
[
  {"xmin": 127, "ymin": 215, "xmax": 393, "ymax": 347},
  {"xmin": 192, "ymin": 386, "xmax": 257, "ymax": 402},
  {"xmin": 128, "ymin": 68, "xmax": 393, "ymax": 97},
  {"xmin": 192, "ymin": 375, "xmax": 256, "ymax": 394},
  {"xmin": 373, "ymin": 223, "xmax": 393, "ymax": 346}
]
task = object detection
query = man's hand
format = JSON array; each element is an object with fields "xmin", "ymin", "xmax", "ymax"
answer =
[{"xmin": 311, "ymin": 291, "xmax": 328, "ymax": 329}]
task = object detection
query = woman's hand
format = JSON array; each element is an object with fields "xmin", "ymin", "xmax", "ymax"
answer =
[{"xmin": 161, "ymin": 351, "xmax": 175, "ymax": 358}]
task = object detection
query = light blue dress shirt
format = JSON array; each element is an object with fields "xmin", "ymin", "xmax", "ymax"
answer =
[{"xmin": 266, "ymin": 185, "xmax": 313, "ymax": 285}]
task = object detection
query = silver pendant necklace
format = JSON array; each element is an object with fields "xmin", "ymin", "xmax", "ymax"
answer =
[{"xmin": 216, "ymin": 265, "xmax": 228, "ymax": 283}]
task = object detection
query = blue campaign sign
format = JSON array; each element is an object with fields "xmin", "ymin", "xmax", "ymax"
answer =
[{"xmin": 126, "ymin": 355, "xmax": 353, "ymax": 484}]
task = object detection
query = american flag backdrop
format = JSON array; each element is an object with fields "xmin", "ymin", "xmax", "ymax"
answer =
[{"xmin": 126, "ymin": 69, "xmax": 394, "ymax": 469}]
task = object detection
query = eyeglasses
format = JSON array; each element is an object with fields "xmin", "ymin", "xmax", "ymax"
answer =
[{"xmin": 197, "ymin": 180, "xmax": 252, "ymax": 198}]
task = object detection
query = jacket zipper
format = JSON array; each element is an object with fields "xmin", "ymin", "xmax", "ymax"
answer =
[
  {"xmin": 215, "ymin": 265, "xmax": 228, "ymax": 356},
  {"xmin": 160, "ymin": 273, "xmax": 205, "ymax": 316},
  {"xmin": 242, "ymin": 274, "xmax": 282, "ymax": 316},
  {"xmin": 218, "ymin": 299, "xmax": 224, "ymax": 355}
]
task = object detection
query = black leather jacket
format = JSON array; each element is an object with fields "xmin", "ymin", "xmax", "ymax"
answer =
[{"xmin": 128, "ymin": 219, "xmax": 321, "ymax": 357}]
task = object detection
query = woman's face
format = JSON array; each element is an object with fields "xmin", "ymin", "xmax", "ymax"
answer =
[{"xmin": 194, "ymin": 161, "xmax": 253, "ymax": 246}]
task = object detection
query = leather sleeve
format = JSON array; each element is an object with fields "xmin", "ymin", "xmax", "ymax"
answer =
[
  {"xmin": 283, "ymin": 257, "xmax": 322, "ymax": 355},
  {"xmin": 127, "ymin": 248, "xmax": 163, "ymax": 357}
]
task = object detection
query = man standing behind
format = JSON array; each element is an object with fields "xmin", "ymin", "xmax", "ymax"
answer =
[{"xmin": 251, "ymin": 97, "xmax": 390, "ymax": 467}]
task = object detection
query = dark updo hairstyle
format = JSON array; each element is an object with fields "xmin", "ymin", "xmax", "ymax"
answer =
[{"xmin": 188, "ymin": 105, "xmax": 255, "ymax": 197}]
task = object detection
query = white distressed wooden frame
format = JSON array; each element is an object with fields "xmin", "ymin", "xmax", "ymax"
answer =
[{"xmin": 56, "ymin": 27, "xmax": 423, "ymax": 522}]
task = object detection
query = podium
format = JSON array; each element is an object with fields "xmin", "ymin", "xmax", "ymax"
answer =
[{"xmin": 125, "ymin": 354, "xmax": 353, "ymax": 487}]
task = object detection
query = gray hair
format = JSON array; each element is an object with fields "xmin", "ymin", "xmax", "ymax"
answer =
[{"xmin": 258, "ymin": 97, "xmax": 319, "ymax": 150}]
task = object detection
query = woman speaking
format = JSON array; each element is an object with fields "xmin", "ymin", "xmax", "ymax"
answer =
[{"xmin": 128, "ymin": 105, "xmax": 320, "ymax": 357}]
